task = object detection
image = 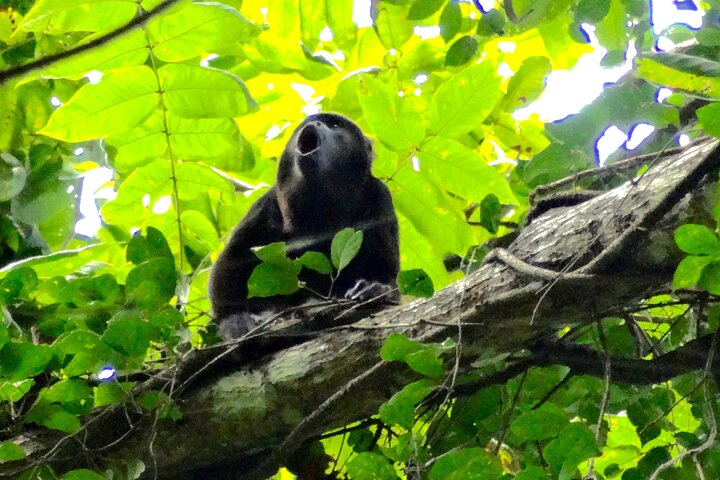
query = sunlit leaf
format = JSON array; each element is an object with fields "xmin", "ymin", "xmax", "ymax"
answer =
[
  {"xmin": 358, "ymin": 75, "xmax": 424, "ymax": 152},
  {"xmin": 38, "ymin": 66, "xmax": 157, "ymax": 142},
  {"xmin": 159, "ymin": 64, "xmax": 256, "ymax": 118},
  {"xmin": 147, "ymin": 2, "xmax": 260, "ymax": 62},
  {"xmin": 429, "ymin": 63, "xmax": 502, "ymax": 137}
]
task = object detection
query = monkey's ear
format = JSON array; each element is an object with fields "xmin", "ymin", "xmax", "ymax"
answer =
[{"xmin": 364, "ymin": 136, "xmax": 375, "ymax": 160}]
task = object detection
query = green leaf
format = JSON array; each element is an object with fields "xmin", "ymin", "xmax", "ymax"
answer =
[
  {"xmin": 296, "ymin": 251, "xmax": 333, "ymax": 275},
  {"xmin": 673, "ymin": 255, "xmax": 711, "ymax": 289},
  {"xmin": 405, "ymin": 349, "xmax": 444, "ymax": 378},
  {"xmin": 346, "ymin": 452, "xmax": 398, "ymax": 480},
  {"xmin": 299, "ymin": 0, "xmax": 326, "ymax": 49},
  {"xmin": 126, "ymin": 258, "xmax": 177, "ymax": 308},
  {"xmin": 252, "ymin": 242, "xmax": 290, "ymax": 265},
  {"xmin": 331, "ymin": 228, "xmax": 364, "ymax": 272},
  {"xmin": 102, "ymin": 312, "xmax": 151, "ymax": 358},
  {"xmin": 445, "ymin": 36, "xmax": 478, "ymax": 67},
  {"xmin": 511, "ymin": 403, "xmax": 569, "ymax": 442},
  {"xmin": 439, "ymin": 1, "xmax": 462, "ymax": 42},
  {"xmin": 575, "ymin": 0, "xmax": 611, "ymax": 23},
  {"xmin": 699, "ymin": 261, "xmax": 720, "ymax": 295},
  {"xmin": 62, "ymin": 469, "xmax": 106, "ymax": 480},
  {"xmin": 42, "ymin": 29, "xmax": 149, "ymax": 78},
  {"xmin": 381, "ymin": 334, "xmax": 423, "ymax": 361},
  {"xmin": 247, "ymin": 262, "xmax": 302, "ymax": 298},
  {"xmin": 248, "ymin": 244, "xmax": 303, "ymax": 297},
  {"xmin": 127, "ymin": 227, "xmax": 174, "ymax": 265},
  {"xmin": 0, "ymin": 380, "xmax": 33, "ymax": 403},
  {"xmin": 0, "ymin": 245, "xmax": 110, "ymax": 282},
  {"xmin": 479, "ymin": 194, "xmax": 501, "ymax": 234},
  {"xmin": 45, "ymin": 379, "xmax": 93, "ymax": 414},
  {"xmin": 648, "ymin": 52, "xmax": 720, "ymax": 77},
  {"xmin": 397, "ymin": 269, "xmax": 435, "ymax": 297},
  {"xmin": 500, "ymin": 56, "xmax": 552, "ymax": 112},
  {"xmin": 408, "ymin": 0, "xmax": 446, "ymax": 20},
  {"xmin": 516, "ymin": 466, "xmax": 547, "ymax": 480},
  {"xmin": 379, "ymin": 380, "xmax": 436, "ymax": 429},
  {"xmin": 428, "ymin": 448, "xmax": 503, "ymax": 480},
  {"xmin": 94, "ymin": 382, "xmax": 132, "ymax": 407},
  {"xmin": 392, "ymin": 168, "xmax": 474, "ymax": 256},
  {"xmin": 26, "ymin": 404, "xmax": 81, "ymax": 434},
  {"xmin": 674, "ymin": 224, "xmax": 719, "ymax": 255},
  {"xmin": 147, "ymin": 2, "xmax": 260, "ymax": 62},
  {"xmin": 698, "ymin": 103, "xmax": 720, "ymax": 138},
  {"xmin": 0, "ymin": 343, "xmax": 52, "ymax": 381},
  {"xmin": 372, "ymin": 2, "xmax": 413, "ymax": 50},
  {"xmin": 417, "ymin": 137, "xmax": 516, "ymax": 203},
  {"xmin": 0, "ymin": 441, "xmax": 25, "ymax": 462},
  {"xmin": 52, "ymin": 330, "xmax": 102, "ymax": 365},
  {"xmin": 636, "ymin": 57, "xmax": 720, "ymax": 98},
  {"xmin": 158, "ymin": 64, "xmax": 256, "ymax": 118},
  {"xmin": 594, "ymin": 0, "xmax": 627, "ymax": 52},
  {"xmin": 358, "ymin": 75, "xmax": 425, "ymax": 152},
  {"xmin": 429, "ymin": 63, "xmax": 502, "ymax": 137},
  {"xmin": 38, "ymin": 66, "xmax": 157, "ymax": 142},
  {"xmin": 327, "ymin": 0, "xmax": 357, "ymax": 48},
  {"xmin": 543, "ymin": 423, "xmax": 599, "ymax": 480},
  {"xmin": 476, "ymin": 9, "xmax": 505, "ymax": 36},
  {"xmin": 19, "ymin": 0, "xmax": 136, "ymax": 34}
]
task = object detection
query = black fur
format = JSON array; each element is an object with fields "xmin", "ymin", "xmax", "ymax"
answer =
[{"xmin": 209, "ymin": 113, "xmax": 399, "ymax": 338}]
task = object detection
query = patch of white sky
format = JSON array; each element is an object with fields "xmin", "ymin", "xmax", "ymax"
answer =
[{"xmin": 73, "ymin": 0, "xmax": 703, "ymax": 237}]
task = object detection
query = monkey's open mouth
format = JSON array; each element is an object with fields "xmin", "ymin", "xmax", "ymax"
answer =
[{"xmin": 297, "ymin": 124, "xmax": 320, "ymax": 156}]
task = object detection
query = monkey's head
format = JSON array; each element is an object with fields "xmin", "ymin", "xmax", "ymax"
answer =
[{"xmin": 277, "ymin": 113, "xmax": 374, "ymax": 189}]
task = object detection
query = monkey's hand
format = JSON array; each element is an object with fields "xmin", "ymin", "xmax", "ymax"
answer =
[
  {"xmin": 218, "ymin": 312, "xmax": 267, "ymax": 340},
  {"xmin": 344, "ymin": 279, "xmax": 399, "ymax": 304}
]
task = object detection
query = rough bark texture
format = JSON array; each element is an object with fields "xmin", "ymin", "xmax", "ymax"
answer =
[{"xmin": 5, "ymin": 139, "xmax": 720, "ymax": 479}]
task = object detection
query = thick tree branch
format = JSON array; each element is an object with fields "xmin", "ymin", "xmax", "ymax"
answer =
[
  {"xmin": 451, "ymin": 333, "xmax": 719, "ymax": 400},
  {"xmin": 3, "ymin": 139, "xmax": 720, "ymax": 479}
]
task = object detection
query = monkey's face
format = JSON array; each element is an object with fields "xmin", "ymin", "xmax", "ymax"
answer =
[{"xmin": 281, "ymin": 113, "xmax": 373, "ymax": 186}]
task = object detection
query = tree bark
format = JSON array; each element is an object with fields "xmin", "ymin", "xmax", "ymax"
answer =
[{"xmin": 5, "ymin": 138, "xmax": 720, "ymax": 479}]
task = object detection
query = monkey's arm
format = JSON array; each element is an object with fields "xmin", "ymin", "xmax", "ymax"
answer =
[
  {"xmin": 208, "ymin": 188, "xmax": 284, "ymax": 320},
  {"xmin": 341, "ymin": 179, "xmax": 400, "ymax": 302}
]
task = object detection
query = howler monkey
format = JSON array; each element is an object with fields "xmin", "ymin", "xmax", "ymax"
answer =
[{"xmin": 209, "ymin": 113, "xmax": 399, "ymax": 339}]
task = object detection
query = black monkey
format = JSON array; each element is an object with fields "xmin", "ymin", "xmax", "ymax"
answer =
[{"xmin": 209, "ymin": 113, "xmax": 399, "ymax": 339}]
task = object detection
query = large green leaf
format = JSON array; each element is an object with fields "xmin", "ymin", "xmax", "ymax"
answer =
[
  {"xmin": 41, "ymin": 30, "xmax": 149, "ymax": 79},
  {"xmin": 0, "ymin": 343, "xmax": 53, "ymax": 381},
  {"xmin": 358, "ymin": 75, "xmax": 424, "ymax": 152},
  {"xmin": 391, "ymin": 168, "xmax": 474, "ymax": 257},
  {"xmin": 106, "ymin": 113, "xmax": 243, "ymax": 173},
  {"xmin": 327, "ymin": 0, "xmax": 357, "ymax": 48},
  {"xmin": 19, "ymin": 0, "xmax": 136, "ymax": 34},
  {"xmin": 429, "ymin": 62, "xmax": 502, "ymax": 137},
  {"xmin": 417, "ymin": 136, "xmax": 516, "ymax": 203},
  {"xmin": 636, "ymin": 57, "xmax": 720, "ymax": 97},
  {"xmin": 147, "ymin": 2, "xmax": 260, "ymax": 62},
  {"xmin": 372, "ymin": 2, "xmax": 413, "ymax": 50},
  {"xmin": 543, "ymin": 423, "xmax": 599, "ymax": 480},
  {"xmin": 158, "ymin": 64, "xmax": 256, "ymax": 118},
  {"xmin": 38, "ymin": 66, "xmax": 157, "ymax": 142},
  {"xmin": 500, "ymin": 56, "xmax": 552, "ymax": 112}
]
